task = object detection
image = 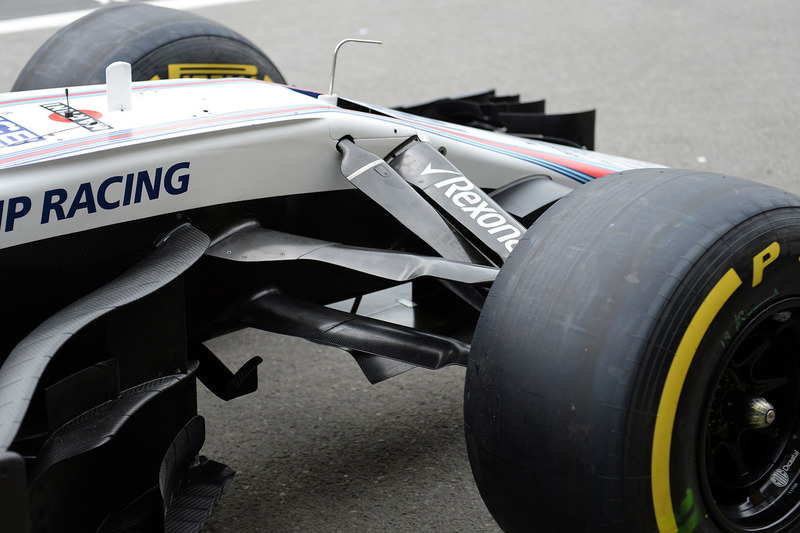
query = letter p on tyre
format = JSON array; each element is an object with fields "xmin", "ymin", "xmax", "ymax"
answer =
[{"xmin": 464, "ymin": 168, "xmax": 800, "ymax": 532}]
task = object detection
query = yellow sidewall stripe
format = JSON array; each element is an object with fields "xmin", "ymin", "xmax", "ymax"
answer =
[{"xmin": 651, "ymin": 268, "xmax": 743, "ymax": 532}]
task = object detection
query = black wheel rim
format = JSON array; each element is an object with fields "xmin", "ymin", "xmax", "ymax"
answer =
[{"xmin": 702, "ymin": 299, "xmax": 800, "ymax": 531}]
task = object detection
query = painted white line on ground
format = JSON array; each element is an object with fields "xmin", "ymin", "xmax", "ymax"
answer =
[
  {"xmin": 0, "ymin": 9, "xmax": 94, "ymax": 34},
  {"xmin": 0, "ymin": 0, "xmax": 261, "ymax": 36}
]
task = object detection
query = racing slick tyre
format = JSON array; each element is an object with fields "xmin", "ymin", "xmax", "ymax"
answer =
[
  {"xmin": 464, "ymin": 168, "xmax": 800, "ymax": 532},
  {"xmin": 12, "ymin": 4, "xmax": 285, "ymax": 90}
]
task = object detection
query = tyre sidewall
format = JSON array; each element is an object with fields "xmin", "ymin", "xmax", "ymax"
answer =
[{"xmin": 661, "ymin": 211, "xmax": 800, "ymax": 533}]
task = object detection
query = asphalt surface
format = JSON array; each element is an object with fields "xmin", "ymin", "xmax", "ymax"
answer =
[{"xmin": 1, "ymin": 1, "xmax": 799, "ymax": 531}]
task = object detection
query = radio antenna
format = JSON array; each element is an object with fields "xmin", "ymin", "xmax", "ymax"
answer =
[{"xmin": 64, "ymin": 88, "xmax": 73, "ymax": 118}]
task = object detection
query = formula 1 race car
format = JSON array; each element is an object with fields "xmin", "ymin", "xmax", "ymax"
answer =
[{"xmin": 2, "ymin": 5, "xmax": 800, "ymax": 533}]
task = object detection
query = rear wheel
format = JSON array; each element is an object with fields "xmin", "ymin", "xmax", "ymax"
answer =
[
  {"xmin": 12, "ymin": 4, "xmax": 285, "ymax": 90},
  {"xmin": 464, "ymin": 168, "xmax": 800, "ymax": 532}
]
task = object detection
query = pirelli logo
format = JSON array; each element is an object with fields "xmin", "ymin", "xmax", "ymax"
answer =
[{"xmin": 161, "ymin": 63, "xmax": 274, "ymax": 81}]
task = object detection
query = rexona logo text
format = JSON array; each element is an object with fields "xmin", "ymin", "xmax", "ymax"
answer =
[
  {"xmin": 433, "ymin": 174, "xmax": 522, "ymax": 254},
  {"xmin": 0, "ymin": 162, "xmax": 191, "ymax": 233}
]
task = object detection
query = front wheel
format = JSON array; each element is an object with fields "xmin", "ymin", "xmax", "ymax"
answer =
[
  {"xmin": 465, "ymin": 168, "xmax": 800, "ymax": 532},
  {"xmin": 12, "ymin": 4, "xmax": 285, "ymax": 90}
]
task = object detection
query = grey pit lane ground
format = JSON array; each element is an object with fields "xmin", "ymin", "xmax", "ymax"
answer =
[{"xmin": 1, "ymin": 0, "xmax": 800, "ymax": 531}]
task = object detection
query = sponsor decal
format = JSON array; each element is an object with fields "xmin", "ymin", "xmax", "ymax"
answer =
[
  {"xmin": 41, "ymin": 102, "xmax": 112, "ymax": 132},
  {"xmin": 432, "ymin": 171, "xmax": 522, "ymax": 253},
  {"xmin": 0, "ymin": 114, "xmax": 42, "ymax": 147},
  {"xmin": 771, "ymin": 449, "xmax": 800, "ymax": 487},
  {"xmin": 0, "ymin": 161, "xmax": 190, "ymax": 233}
]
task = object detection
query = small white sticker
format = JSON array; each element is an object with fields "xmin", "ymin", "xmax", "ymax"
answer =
[{"xmin": 772, "ymin": 469, "xmax": 790, "ymax": 487}]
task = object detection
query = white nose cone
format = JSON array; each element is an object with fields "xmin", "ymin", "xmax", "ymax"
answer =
[{"xmin": 106, "ymin": 61, "xmax": 132, "ymax": 111}]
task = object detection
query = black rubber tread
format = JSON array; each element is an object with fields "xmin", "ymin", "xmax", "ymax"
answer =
[
  {"xmin": 464, "ymin": 168, "xmax": 800, "ymax": 532},
  {"xmin": 12, "ymin": 4, "xmax": 285, "ymax": 91}
]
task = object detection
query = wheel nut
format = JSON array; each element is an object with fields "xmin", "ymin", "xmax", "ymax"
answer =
[{"xmin": 746, "ymin": 397, "xmax": 776, "ymax": 429}]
